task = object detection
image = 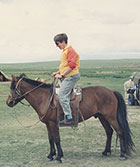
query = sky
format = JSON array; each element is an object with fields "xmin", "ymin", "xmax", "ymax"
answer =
[{"xmin": 0, "ymin": 0, "xmax": 140, "ymax": 63}]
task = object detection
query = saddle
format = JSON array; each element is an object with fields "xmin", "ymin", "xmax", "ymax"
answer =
[{"xmin": 54, "ymin": 87, "xmax": 82, "ymax": 127}]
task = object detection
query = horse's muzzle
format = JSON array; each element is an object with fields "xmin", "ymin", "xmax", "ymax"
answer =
[{"xmin": 6, "ymin": 100, "xmax": 15, "ymax": 107}]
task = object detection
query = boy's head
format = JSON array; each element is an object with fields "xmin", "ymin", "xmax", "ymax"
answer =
[{"xmin": 54, "ymin": 33, "xmax": 68, "ymax": 49}]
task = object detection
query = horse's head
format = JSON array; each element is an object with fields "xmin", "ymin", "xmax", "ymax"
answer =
[{"xmin": 6, "ymin": 74, "xmax": 26, "ymax": 107}]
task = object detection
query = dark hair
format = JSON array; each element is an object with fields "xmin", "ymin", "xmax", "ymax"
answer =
[{"xmin": 54, "ymin": 33, "xmax": 68, "ymax": 44}]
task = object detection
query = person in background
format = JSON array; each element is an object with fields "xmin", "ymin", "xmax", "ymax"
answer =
[
  {"xmin": 52, "ymin": 33, "xmax": 80, "ymax": 124},
  {"xmin": 124, "ymin": 75, "xmax": 135, "ymax": 101}
]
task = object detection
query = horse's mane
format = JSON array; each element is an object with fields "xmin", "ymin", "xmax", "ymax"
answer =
[
  {"xmin": 11, "ymin": 73, "xmax": 53, "ymax": 90},
  {"xmin": 23, "ymin": 77, "xmax": 52, "ymax": 89}
]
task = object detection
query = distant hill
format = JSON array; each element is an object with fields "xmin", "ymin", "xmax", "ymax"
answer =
[{"xmin": 0, "ymin": 59, "xmax": 140, "ymax": 70}]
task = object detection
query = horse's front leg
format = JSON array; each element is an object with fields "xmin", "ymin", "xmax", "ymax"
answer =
[
  {"xmin": 46, "ymin": 124, "xmax": 56, "ymax": 161},
  {"xmin": 49, "ymin": 121, "xmax": 63, "ymax": 163},
  {"xmin": 54, "ymin": 136, "xmax": 63, "ymax": 163}
]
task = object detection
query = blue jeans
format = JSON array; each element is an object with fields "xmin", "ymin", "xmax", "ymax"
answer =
[{"xmin": 58, "ymin": 73, "xmax": 80, "ymax": 116}]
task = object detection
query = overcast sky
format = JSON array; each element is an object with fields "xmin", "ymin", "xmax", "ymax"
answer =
[{"xmin": 0, "ymin": 0, "xmax": 140, "ymax": 63}]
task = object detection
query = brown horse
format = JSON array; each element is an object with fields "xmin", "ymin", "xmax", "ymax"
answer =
[{"xmin": 6, "ymin": 74, "xmax": 135, "ymax": 163}]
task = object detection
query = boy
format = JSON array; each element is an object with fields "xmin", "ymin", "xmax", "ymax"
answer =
[{"xmin": 52, "ymin": 33, "xmax": 80, "ymax": 124}]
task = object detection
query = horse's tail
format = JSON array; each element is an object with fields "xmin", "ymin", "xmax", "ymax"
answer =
[{"xmin": 113, "ymin": 91, "xmax": 135, "ymax": 155}]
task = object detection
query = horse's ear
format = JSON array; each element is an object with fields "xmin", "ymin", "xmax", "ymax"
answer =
[
  {"xmin": 19, "ymin": 73, "xmax": 26, "ymax": 78},
  {"xmin": 11, "ymin": 75, "xmax": 17, "ymax": 82}
]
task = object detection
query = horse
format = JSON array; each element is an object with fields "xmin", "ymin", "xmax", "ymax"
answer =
[{"xmin": 6, "ymin": 74, "xmax": 135, "ymax": 163}]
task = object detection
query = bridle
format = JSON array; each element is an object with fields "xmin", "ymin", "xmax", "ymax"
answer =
[
  {"xmin": 9, "ymin": 77, "xmax": 56, "ymax": 128},
  {"xmin": 10, "ymin": 77, "xmax": 45, "ymax": 104},
  {"xmin": 9, "ymin": 76, "xmax": 56, "ymax": 109}
]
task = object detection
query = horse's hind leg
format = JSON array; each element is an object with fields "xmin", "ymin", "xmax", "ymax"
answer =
[
  {"xmin": 119, "ymin": 135, "xmax": 127, "ymax": 160},
  {"xmin": 107, "ymin": 120, "xmax": 127, "ymax": 160},
  {"xmin": 98, "ymin": 114, "xmax": 113, "ymax": 156}
]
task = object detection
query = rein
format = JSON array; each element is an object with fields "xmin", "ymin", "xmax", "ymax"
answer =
[
  {"xmin": 12, "ymin": 78, "xmax": 56, "ymax": 128},
  {"xmin": 20, "ymin": 101, "xmax": 30, "ymax": 107},
  {"xmin": 14, "ymin": 77, "xmax": 45, "ymax": 100}
]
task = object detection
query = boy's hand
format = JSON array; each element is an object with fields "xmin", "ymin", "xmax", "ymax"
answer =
[{"xmin": 55, "ymin": 74, "xmax": 63, "ymax": 79}]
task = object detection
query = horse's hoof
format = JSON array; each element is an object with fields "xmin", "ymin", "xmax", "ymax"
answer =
[
  {"xmin": 120, "ymin": 156, "xmax": 127, "ymax": 160},
  {"xmin": 102, "ymin": 151, "xmax": 111, "ymax": 156},
  {"xmin": 46, "ymin": 155, "xmax": 54, "ymax": 161},
  {"xmin": 55, "ymin": 158, "xmax": 62, "ymax": 163}
]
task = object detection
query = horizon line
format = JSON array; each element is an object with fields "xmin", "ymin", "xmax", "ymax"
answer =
[{"xmin": 0, "ymin": 58, "xmax": 140, "ymax": 64}]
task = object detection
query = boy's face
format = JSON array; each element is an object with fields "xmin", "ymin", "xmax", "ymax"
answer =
[{"xmin": 55, "ymin": 40, "xmax": 66, "ymax": 50}]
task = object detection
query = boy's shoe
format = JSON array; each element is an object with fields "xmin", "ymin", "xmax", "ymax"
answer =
[{"xmin": 59, "ymin": 115, "xmax": 74, "ymax": 125}]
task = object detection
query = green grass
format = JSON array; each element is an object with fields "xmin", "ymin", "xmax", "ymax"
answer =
[{"xmin": 0, "ymin": 59, "xmax": 140, "ymax": 167}]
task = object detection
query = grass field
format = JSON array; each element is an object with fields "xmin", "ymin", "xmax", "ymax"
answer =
[{"xmin": 0, "ymin": 59, "xmax": 140, "ymax": 167}]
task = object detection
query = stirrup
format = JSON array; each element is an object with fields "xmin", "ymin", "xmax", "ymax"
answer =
[{"xmin": 59, "ymin": 118, "xmax": 74, "ymax": 126}]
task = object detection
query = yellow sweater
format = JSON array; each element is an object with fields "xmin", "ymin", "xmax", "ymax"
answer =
[{"xmin": 59, "ymin": 45, "xmax": 80, "ymax": 77}]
